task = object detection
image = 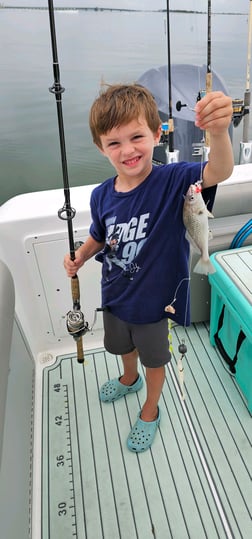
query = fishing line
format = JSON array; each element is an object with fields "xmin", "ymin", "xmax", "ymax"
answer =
[
  {"xmin": 164, "ymin": 277, "xmax": 190, "ymax": 315},
  {"xmin": 165, "ymin": 270, "xmax": 191, "ymax": 401},
  {"xmin": 164, "ymin": 140, "xmax": 204, "ymax": 316},
  {"xmin": 165, "ymin": 273, "xmax": 190, "ymax": 401},
  {"xmin": 164, "ymin": 138, "xmax": 206, "ymax": 400},
  {"xmin": 192, "ymin": 1, "xmax": 204, "ymax": 101}
]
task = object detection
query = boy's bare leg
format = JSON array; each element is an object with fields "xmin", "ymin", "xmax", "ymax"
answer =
[
  {"xmin": 141, "ymin": 366, "xmax": 165, "ymax": 422},
  {"xmin": 119, "ymin": 353, "xmax": 165, "ymax": 422},
  {"xmin": 119, "ymin": 349, "xmax": 139, "ymax": 386}
]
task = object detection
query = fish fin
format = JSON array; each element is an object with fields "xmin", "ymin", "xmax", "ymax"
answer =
[
  {"xmin": 207, "ymin": 209, "xmax": 214, "ymax": 218},
  {"xmin": 193, "ymin": 257, "xmax": 216, "ymax": 275}
]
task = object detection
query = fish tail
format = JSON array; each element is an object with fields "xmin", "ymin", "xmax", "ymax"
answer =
[{"xmin": 193, "ymin": 257, "xmax": 216, "ymax": 275}]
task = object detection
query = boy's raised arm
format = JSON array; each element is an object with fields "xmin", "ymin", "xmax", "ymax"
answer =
[{"xmin": 195, "ymin": 91, "xmax": 234, "ymax": 188}]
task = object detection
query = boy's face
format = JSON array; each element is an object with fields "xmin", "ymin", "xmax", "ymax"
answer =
[{"xmin": 98, "ymin": 116, "xmax": 161, "ymax": 184}]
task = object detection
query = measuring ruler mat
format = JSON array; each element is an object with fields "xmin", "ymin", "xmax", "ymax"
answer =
[{"xmin": 41, "ymin": 356, "xmax": 94, "ymax": 539}]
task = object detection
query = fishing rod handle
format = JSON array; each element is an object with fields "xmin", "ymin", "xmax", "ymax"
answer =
[
  {"xmin": 205, "ymin": 72, "xmax": 212, "ymax": 93},
  {"xmin": 168, "ymin": 118, "xmax": 174, "ymax": 133},
  {"xmin": 204, "ymin": 73, "xmax": 212, "ymax": 147},
  {"xmin": 71, "ymin": 274, "xmax": 80, "ymax": 303},
  {"xmin": 76, "ymin": 337, "xmax": 84, "ymax": 364}
]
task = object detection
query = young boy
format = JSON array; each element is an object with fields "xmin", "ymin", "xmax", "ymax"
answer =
[{"xmin": 64, "ymin": 84, "xmax": 234, "ymax": 453}]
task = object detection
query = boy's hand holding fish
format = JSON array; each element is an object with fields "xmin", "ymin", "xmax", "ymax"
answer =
[
  {"xmin": 182, "ymin": 91, "xmax": 234, "ymax": 275},
  {"xmin": 194, "ymin": 91, "xmax": 233, "ymax": 135},
  {"xmin": 196, "ymin": 91, "xmax": 234, "ymax": 188}
]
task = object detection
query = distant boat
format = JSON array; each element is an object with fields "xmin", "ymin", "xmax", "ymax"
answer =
[{"xmin": 138, "ymin": 63, "xmax": 233, "ymax": 162}]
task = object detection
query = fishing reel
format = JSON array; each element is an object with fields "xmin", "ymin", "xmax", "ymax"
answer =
[
  {"xmin": 66, "ymin": 309, "xmax": 89, "ymax": 340},
  {"xmin": 232, "ymin": 98, "xmax": 247, "ymax": 128}
]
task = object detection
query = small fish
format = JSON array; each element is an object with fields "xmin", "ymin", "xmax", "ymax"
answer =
[{"xmin": 183, "ymin": 183, "xmax": 215, "ymax": 275}]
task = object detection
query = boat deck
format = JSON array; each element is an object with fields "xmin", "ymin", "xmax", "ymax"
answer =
[{"xmin": 41, "ymin": 322, "xmax": 251, "ymax": 539}]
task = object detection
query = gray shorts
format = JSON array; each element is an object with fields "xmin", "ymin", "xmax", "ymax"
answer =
[{"xmin": 103, "ymin": 310, "xmax": 171, "ymax": 368}]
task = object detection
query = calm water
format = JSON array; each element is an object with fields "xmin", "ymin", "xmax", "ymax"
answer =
[{"xmin": 0, "ymin": 7, "xmax": 250, "ymax": 204}]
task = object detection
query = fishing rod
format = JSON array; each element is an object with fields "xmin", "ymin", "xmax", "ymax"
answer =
[
  {"xmin": 47, "ymin": 0, "xmax": 89, "ymax": 363},
  {"xmin": 204, "ymin": 0, "xmax": 212, "ymax": 149},
  {"xmin": 174, "ymin": 3, "xmax": 212, "ymax": 160},
  {"xmin": 166, "ymin": 0, "xmax": 174, "ymax": 152},
  {"xmin": 243, "ymin": 0, "xmax": 252, "ymax": 143},
  {"xmin": 239, "ymin": 0, "xmax": 252, "ymax": 163},
  {"xmin": 164, "ymin": 0, "xmax": 179, "ymax": 162}
]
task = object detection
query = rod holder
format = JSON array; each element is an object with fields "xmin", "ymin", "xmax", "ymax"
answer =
[
  {"xmin": 164, "ymin": 148, "xmax": 180, "ymax": 164},
  {"xmin": 239, "ymin": 141, "xmax": 252, "ymax": 164}
]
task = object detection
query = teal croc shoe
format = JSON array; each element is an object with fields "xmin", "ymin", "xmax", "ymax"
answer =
[
  {"xmin": 127, "ymin": 408, "xmax": 161, "ymax": 453},
  {"xmin": 99, "ymin": 375, "xmax": 143, "ymax": 403}
]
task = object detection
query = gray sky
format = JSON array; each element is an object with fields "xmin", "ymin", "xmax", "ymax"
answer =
[{"xmin": 3, "ymin": 1, "xmax": 250, "ymax": 14}]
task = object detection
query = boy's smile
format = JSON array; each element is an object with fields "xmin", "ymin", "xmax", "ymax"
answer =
[{"xmin": 99, "ymin": 117, "xmax": 161, "ymax": 190}]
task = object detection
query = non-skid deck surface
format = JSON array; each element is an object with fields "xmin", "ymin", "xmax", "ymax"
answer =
[{"xmin": 42, "ymin": 323, "xmax": 251, "ymax": 539}]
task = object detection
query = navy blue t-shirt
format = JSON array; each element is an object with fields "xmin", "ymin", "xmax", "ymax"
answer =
[{"xmin": 90, "ymin": 162, "xmax": 216, "ymax": 326}]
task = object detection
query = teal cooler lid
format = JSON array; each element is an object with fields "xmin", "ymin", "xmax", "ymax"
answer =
[{"xmin": 209, "ymin": 246, "xmax": 252, "ymax": 306}]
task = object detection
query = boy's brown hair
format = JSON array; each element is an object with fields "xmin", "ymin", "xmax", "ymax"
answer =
[{"xmin": 89, "ymin": 83, "xmax": 161, "ymax": 149}]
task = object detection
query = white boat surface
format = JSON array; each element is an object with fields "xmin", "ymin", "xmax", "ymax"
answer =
[{"xmin": 0, "ymin": 163, "xmax": 251, "ymax": 539}]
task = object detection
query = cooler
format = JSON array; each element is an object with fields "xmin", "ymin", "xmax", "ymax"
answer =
[{"xmin": 208, "ymin": 246, "xmax": 252, "ymax": 414}]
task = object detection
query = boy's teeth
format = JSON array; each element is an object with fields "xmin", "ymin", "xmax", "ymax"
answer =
[{"xmin": 125, "ymin": 157, "xmax": 139, "ymax": 165}]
